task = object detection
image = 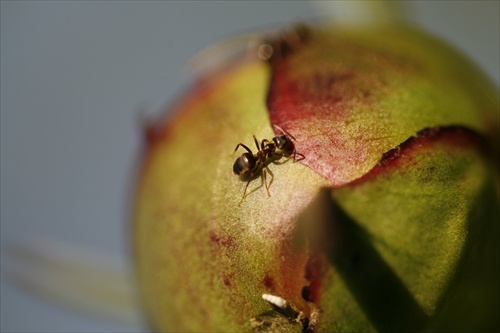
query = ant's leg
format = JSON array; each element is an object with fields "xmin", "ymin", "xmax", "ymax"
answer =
[
  {"xmin": 294, "ymin": 151, "xmax": 305, "ymax": 161},
  {"xmin": 262, "ymin": 167, "xmax": 271, "ymax": 197},
  {"xmin": 261, "ymin": 139, "xmax": 271, "ymax": 151},
  {"xmin": 265, "ymin": 165, "xmax": 274, "ymax": 195},
  {"xmin": 253, "ymin": 135, "xmax": 261, "ymax": 152},
  {"xmin": 271, "ymin": 152, "xmax": 290, "ymax": 165},
  {"xmin": 274, "ymin": 150, "xmax": 305, "ymax": 162},
  {"xmin": 238, "ymin": 179, "xmax": 252, "ymax": 206},
  {"xmin": 234, "ymin": 143, "xmax": 252, "ymax": 154}
]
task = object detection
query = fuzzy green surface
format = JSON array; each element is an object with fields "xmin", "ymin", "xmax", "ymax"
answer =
[{"xmin": 134, "ymin": 60, "xmax": 329, "ymax": 331}]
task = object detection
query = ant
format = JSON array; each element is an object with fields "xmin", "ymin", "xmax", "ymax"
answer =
[{"xmin": 232, "ymin": 125, "xmax": 304, "ymax": 205}]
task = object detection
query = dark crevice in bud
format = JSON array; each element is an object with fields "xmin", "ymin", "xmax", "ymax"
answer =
[
  {"xmin": 297, "ymin": 190, "xmax": 331, "ymax": 332},
  {"xmin": 301, "ymin": 188, "xmax": 431, "ymax": 332},
  {"xmin": 386, "ymin": 126, "xmax": 488, "ymax": 164},
  {"xmin": 302, "ymin": 252, "xmax": 323, "ymax": 305},
  {"xmin": 329, "ymin": 194, "xmax": 430, "ymax": 331},
  {"xmin": 301, "ymin": 285, "xmax": 310, "ymax": 302},
  {"xmin": 299, "ymin": 255, "xmax": 322, "ymax": 333}
]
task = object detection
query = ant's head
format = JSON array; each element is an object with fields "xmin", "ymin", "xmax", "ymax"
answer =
[{"xmin": 273, "ymin": 135, "xmax": 293, "ymax": 152}]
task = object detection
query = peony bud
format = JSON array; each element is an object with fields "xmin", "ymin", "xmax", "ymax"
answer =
[{"xmin": 133, "ymin": 23, "xmax": 499, "ymax": 332}]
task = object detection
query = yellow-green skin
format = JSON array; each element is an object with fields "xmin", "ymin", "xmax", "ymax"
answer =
[{"xmin": 133, "ymin": 24, "xmax": 499, "ymax": 332}]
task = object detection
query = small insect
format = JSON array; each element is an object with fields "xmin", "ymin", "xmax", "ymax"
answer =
[
  {"xmin": 232, "ymin": 135, "xmax": 274, "ymax": 205},
  {"xmin": 233, "ymin": 125, "xmax": 304, "ymax": 205}
]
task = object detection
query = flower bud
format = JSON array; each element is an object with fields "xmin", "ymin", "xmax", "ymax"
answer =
[{"xmin": 133, "ymin": 23, "xmax": 499, "ymax": 332}]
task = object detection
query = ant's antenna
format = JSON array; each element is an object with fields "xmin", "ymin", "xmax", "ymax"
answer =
[{"xmin": 273, "ymin": 124, "xmax": 296, "ymax": 141}]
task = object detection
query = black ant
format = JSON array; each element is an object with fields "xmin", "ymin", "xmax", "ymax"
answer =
[{"xmin": 232, "ymin": 125, "xmax": 304, "ymax": 205}]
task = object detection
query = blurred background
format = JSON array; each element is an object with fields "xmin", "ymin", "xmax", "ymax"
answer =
[{"xmin": 1, "ymin": 1, "xmax": 498, "ymax": 332}]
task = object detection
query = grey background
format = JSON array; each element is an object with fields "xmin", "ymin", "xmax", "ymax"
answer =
[{"xmin": 1, "ymin": 1, "xmax": 498, "ymax": 332}]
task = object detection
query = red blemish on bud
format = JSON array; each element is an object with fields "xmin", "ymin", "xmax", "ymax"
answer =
[
  {"xmin": 209, "ymin": 230, "xmax": 219, "ymax": 242},
  {"xmin": 222, "ymin": 274, "xmax": 232, "ymax": 287},
  {"xmin": 263, "ymin": 274, "xmax": 276, "ymax": 292},
  {"xmin": 209, "ymin": 230, "xmax": 235, "ymax": 249}
]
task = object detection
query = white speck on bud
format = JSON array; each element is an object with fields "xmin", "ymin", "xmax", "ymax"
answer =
[{"xmin": 262, "ymin": 293, "xmax": 287, "ymax": 309}]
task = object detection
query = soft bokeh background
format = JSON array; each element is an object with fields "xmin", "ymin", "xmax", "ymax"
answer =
[{"xmin": 1, "ymin": 1, "xmax": 498, "ymax": 332}]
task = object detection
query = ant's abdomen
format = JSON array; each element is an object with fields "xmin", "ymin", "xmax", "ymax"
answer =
[{"xmin": 233, "ymin": 152, "xmax": 256, "ymax": 176}]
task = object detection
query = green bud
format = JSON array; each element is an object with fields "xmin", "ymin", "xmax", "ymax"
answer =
[{"xmin": 133, "ymin": 23, "xmax": 499, "ymax": 332}]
